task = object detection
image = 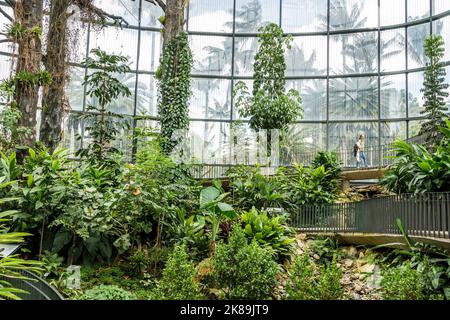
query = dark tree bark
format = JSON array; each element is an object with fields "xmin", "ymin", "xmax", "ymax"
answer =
[
  {"xmin": 162, "ymin": 0, "xmax": 185, "ymax": 48},
  {"xmin": 14, "ymin": 0, "xmax": 43, "ymax": 148},
  {"xmin": 40, "ymin": 0, "xmax": 71, "ymax": 151}
]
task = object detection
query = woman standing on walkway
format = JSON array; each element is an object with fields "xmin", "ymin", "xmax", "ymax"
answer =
[{"xmin": 355, "ymin": 134, "xmax": 367, "ymax": 168}]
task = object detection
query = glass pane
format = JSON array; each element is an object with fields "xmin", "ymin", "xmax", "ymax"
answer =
[
  {"xmin": 407, "ymin": 23, "xmax": 430, "ymax": 69},
  {"xmin": 190, "ymin": 35, "xmax": 232, "ymax": 76},
  {"xmin": 281, "ymin": 123, "xmax": 327, "ymax": 165},
  {"xmin": 141, "ymin": 0, "xmax": 165, "ymax": 28},
  {"xmin": 89, "ymin": 27, "xmax": 138, "ymax": 70},
  {"xmin": 408, "ymin": 71, "xmax": 425, "ymax": 117},
  {"xmin": 286, "ymin": 36, "xmax": 327, "ymax": 76},
  {"xmin": 407, "ymin": 0, "xmax": 430, "ymax": 22},
  {"xmin": 93, "ymin": 0, "xmax": 140, "ymax": 26},
  {"xmin": 329, "ymin": 32, "xmax": 378, "ymax": 75},
  {"xmin": 328, "ymin": 122, "xmax": 379, "ymax": 167},
  {"xmin": 138, "ymin": 31, "xmax": 162, "ymax": 72},
  {"xmin": 234, "ymin": 37, "xmax": 259, "ymax": 76},
  {"xmin": 59, "ymin": 113, "xmax": 82, "ymax": 156},
  {"xmin": 281, "ymin": 0, "xmax": 328, "ymax": 33},
  {"xmin": 409, "ymin": 119, "xmax": 424, "ymax": 138},
  {"xmin": 329, "ymin": 76, "xmax": 379, "ymax": 120},
  {"xmin": 380, "ymin": 0, "xmax": 406, "ymax": 26},
  {"xmin": 235, "ymin": 0, "xmax": 280, "ymax": 33},
  {"xmin": 434, "ymin": 16, "xmax": 450, "ymax": 62},
  {"xmin": 190, "ymin": 78, "xmax": 231, "ymax": 120},
  {"xmin": 381, "ymin": 74, "xmax": 407, "ymax": 119},
  {"xmin": 189, "ymin": 121, "xmax": 231, "ymax": 163},
  {"xmin": 66, "ymin": 66, "xmax": 85, "ymax": 111},
  {"xmin": 380, "ymin": 121, "xmax": 407, "ymax": 144},
  {"xmin": 188, "ymin": 0, "xmax": 233, "ymax": 33},
  {"xmin": 136, "ymin": 73, "xmax": 157, "ymax": 117},
  {"xmin": 329, "ymin": 0, "xmax": 378, "ymax": 30},
  {"xmin": 0, "ymin": 54, "xmax": 13, "ymax": 82},
  {"xmin": 0, "ymin": 5, "xmax": 16, "ymax": 53},
  {"xmin": 286, "ymin": 79, "xmax": 327, "ymax": 121},
  {"xmin": 433, "ymin": 0, "xmax": 450, "ymax": 15},
  {"xmin": 380, "ymin": 29, "xmax": 406, "ymax": 72}
]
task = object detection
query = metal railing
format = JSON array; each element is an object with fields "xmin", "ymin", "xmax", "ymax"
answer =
[
  {"xmin": 0, "ymin": 270, "xmax": 64, "ymax": 300},
  {"xmin": 290, "ymin": 193, "xmax": 450, "ymax": 239}
]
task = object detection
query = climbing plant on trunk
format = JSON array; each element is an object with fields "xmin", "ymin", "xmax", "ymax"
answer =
[
  {"xmin": 3, "ymin": 0, "xmax": 45, "ymax": 150},
  {"xmin": 156, "ymin": 31, "xmax": 193, "ymax": 155},
  {"xmin": 419, "ymin": 34, "xmax": 450, "ymax": 150},
  {"xmin": 233, "ymin": 23, "xmax": 303, "ymax": 158}
]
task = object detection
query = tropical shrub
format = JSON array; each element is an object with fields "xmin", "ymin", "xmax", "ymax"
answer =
[
  {"xmin": 211, "ymin": 226, "xmax": 279, "ymax": 299},
  {"xmin": 0, "ymin": 195, "xmax": 43, "ymax": 300},
  {"xmin": 227, "ymin": 165, "xmax": 286, "ymax": 211},
  {"xmin": 311, "ymin": 151, "xmax": 342, "ymax": 194},
  {"xmin": 150, "ymin": 244, "xmax": 203, "ymax": 300},
  {"xmin": 241, "ymin": 207, "xmax": 295, "ymax": 260},
  {"xmin": 79, "ymin": 284, "xmax": 136, "ymax": 300},
  {"xmin": 76, "ymin": 49, "xmax": 131, "ymax": 167},
  {"xmin": 381, "ymin": 262, "xmax": 426, "ymax": 300},
  {"xmin": 381, "ymin": 121, "xmax": 450, "ymax": 194},
  {"xmin": 285, "ymin": 253, "xmax": 344, "ymax": 300},
  {"xmin": 277, "ymin": 164, "xmax": 339, "ymax": 208}
]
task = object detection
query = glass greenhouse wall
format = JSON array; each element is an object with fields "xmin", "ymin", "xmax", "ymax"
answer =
[{"xmin": 0, "ymin": 0, "xmax": 449, "ymax": 166}]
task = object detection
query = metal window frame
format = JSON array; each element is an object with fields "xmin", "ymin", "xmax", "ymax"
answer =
[{"xmin": 0, "ymin": 1, "xmax": 449, "ymax": 160}]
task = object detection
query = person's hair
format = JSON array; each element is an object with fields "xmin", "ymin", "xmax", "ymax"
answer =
[{"xmin": 358, "ymin": 134, "xmax": 364, "ymax": 140}]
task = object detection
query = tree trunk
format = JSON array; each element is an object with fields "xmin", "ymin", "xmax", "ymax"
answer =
[
  {"xmin": 40, "ymin": 0, "xmax": 71, "ymax": 151},
  {"xmin": 162, "ymin": 0, "xmax": 185, "ymax": 48},
  {"xmin": 14, "ymin": 0, "xmax": 43, "ymax": 148}
]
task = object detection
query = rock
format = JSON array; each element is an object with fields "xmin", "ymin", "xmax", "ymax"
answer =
[
  {"xmin": 358, "ymin": 263, "xmax": 376, "ymax": 274},
  {"xmin": 366, "ymin": 266, "xmax": 382, "ymax": 290},
  {"xmin": 336, "ymin": 263, "xmax": 342, "ymax": 268},
  {"xmin": 347, "ymin": 246, "xmax": 358, "ymax": 257},
  {"xmin": 297, "ymin": 233, "xmax": 307, "ymax": 241},
  {"xmin": 313, "ymin": 254, "xmax": 320, "ymax": 260},
  {"xmin": 359, "ymin": 251, "xmax": 365, "ymax": 258},
  {"xmin": 352, "ymin": 292, "xmax": 361, "ymax": 300},
  {"xmin": 354, "ymin": 284, "xmax": 363, "ymax": 292},
  {"xmin": 344, "ymin": 259, "xmax": 353, "ymax": 268}
]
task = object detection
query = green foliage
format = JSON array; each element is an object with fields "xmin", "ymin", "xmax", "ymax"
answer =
[
  {"xmin": 212, "ymin": 226, "xmax": 279, "ymax": 299},
  {"xmin": 276, "ymin": 163, "xmax": 340, "ymax": 208},
  {"xmin": 381, "ymin": 219, "xmax": 450, "ymax": 299},
  {"xmin": 150, "ymin": 244, "xmax": 203, "ymax": 300},
  {"xmin": 306, "ymin": 237, "xmax": 345, "ymax": 262},
  {"xmin": 0, "ymin": 201, "xmax": 43, "ymax": 300},
  {"xmin": 157, "ymin": 31, "xmax": 193, "ymax": 154},
  {"xmin": 41, "ymin": 250, "xmax": 64, "ymax": 277},
  {"xmin": 381, "ymin": 127, "xmax": 450, "ymax": 194},
  {"xmin": 419, "ymin": 35, "xmax": 449, "ymax": 149},
  {"xmin": 79, "ymin": 284, "xmax": 136, "ymax": 300},
  {"xmin": 311, "ymin": 151, "xmax": 342, "ymax": 194},
  {"xmin": 241, "ymin": 207, "xmax": 295, "ymax": 260},
  {"xmin": 227, "ymin": 165, "xmax": 285, "ymax": 211},
  {"xmin": 381, "ymin": 262, "xmax": 426, "ymax": 300},
  {"xmin": 76, "ymin": 48, "xmax": 132, "ymax": 165},
  {"xmin": 285, "ymin": 253, "xmax": 344, "ymax": 300},
  {"xmin": 234, "ymin": 23, "xmax": 302, "ymax": 131},
  {"xmin": 6, "ymin": 22, "xmax": 42, "ymax": 40}
]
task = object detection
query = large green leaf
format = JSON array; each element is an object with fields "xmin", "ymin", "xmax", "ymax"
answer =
[{"xmin": 200, "ymin": 186, "xmax": 220, "ymax": 209}]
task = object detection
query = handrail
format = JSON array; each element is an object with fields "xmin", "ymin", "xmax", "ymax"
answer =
[{"xmin": 289, "ymin": 192, "xmax": 450, "ymax": 239}]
